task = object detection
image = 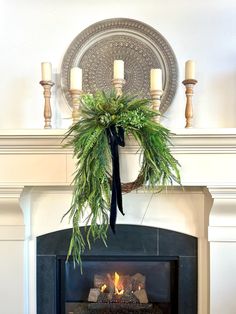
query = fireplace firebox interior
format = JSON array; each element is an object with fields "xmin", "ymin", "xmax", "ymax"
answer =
[{"xmin": 60, "ymin": 256, "xmax": 177, "ymax": 313}]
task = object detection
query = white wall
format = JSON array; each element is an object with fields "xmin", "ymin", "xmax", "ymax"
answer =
[
  {"xmin": 210, "ymin": 243, "xmax": 236, "ymax": 314},
  {"xmin": 0, "ymin": 241, "xmax": 24, "ymax": 314},
  {"xmin": 0, "ymin": 0, "xmax": 236, "ymax": 129}
]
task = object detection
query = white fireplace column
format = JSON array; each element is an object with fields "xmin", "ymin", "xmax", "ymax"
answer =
[
  {"xmin": 208, "ymin": 186, "xmax": 236, "ymax": 314},
  {"xmin": 0, "ymin": 186, "xmax": 25, "ymax": 314}
]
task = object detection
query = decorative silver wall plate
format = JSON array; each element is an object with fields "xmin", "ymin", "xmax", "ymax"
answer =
[{"xmin": 61, "ymin": 18, "xmax": 178, "ymax": 113}]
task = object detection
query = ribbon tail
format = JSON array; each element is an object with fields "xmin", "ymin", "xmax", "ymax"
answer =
[
  {"xmin": 117, "ymin": 126, "xmax": 125, "ymax": 147},
  {"xmin": 113, "ymin": 144, "xmax": 125, "ymax": 216},
  {"xmin": 106, "ymin": 125, "xmax": 126, "ymax": 233},
  {"xmin": 110, "ymin": 172, "xmax": 117, "ymax": 234},
  {"xmin": 116, "ymin": 184, "xmax": 125, "ymax": 216}
]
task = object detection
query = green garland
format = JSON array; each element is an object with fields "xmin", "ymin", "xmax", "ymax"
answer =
[{"xmin": 63, "ymin": 90, "xmax": 181, "ymax": 266}]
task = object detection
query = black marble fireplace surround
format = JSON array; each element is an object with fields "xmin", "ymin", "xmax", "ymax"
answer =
[{"xmin": 37, "ymin": 225, "xmax": 197, "ymax": 314}]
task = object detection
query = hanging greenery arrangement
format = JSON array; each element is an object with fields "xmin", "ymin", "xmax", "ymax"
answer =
[{"xmin": 63, "ymin": 90, "xmax": 180, "ymax": 266}]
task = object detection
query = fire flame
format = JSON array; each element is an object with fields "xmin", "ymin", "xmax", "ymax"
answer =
[
  {"xmin": 114, "ymin": 272, "xmax": 124, "ymax": 295},
  {"xmin": 100, "ymin": 272, "xmax": 124, "ymax": 295},
  {"xmin": 100, "ymin": 284, "xmax": 107, "ymax": 293}
]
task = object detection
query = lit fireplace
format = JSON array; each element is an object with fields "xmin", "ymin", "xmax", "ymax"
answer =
[
  {"xmin": 64, "ymin": 259, "xmax": 172, "ymax": 314},
  {"xmin": 88, "ymin": 271, "xmax": 148, "ymax": 304},
  {"xmin": 37, "ymin": 225, "xmax": 197, "ymax": 314}
]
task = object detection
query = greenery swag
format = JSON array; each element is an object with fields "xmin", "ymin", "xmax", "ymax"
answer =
[{"xmin": 63, "ymin": 90, "xmax": 181, "ymax": 266}]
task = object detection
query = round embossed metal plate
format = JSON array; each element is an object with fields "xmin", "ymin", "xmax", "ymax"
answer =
[{"xmin": 61, "ymin": 18, "xmax": 178, "ymax": 113}]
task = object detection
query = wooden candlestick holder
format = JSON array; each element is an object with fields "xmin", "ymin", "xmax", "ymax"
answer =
[
  {"xmin": 39, "ymin": 80, "xmax": 54, "ymax": 129},
  {"xmin": 182, "ymin": 79, "xmax": 198, "ymax": 128},
  {"xmin": 150, "ymin": 89, "xmax": 163, "ymax": 123},
  {"xmin": 112, "ymin": 78, "xmax": 126, "ymax": 96},
  {"xmin": 69, "ymin": 89, "xmax": 83, "ymax": 125}
]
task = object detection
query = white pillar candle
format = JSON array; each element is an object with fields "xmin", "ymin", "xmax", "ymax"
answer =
[
  {"xmin": 113, "ymin": 60, "xmax": 124, "ymax": 79},
  {"xmin": 70, "ymin": 67, "xmax": 82, "ymax": 90},
  {"xmin": 185, "ymin": 60, "xmax": 195, "ymax": 80},
  {"xmin": 150, "ymin": 68, "xmax": 162, "ymax": 91},
  {"xmin": 41, "ymin": 62, "xmax": 52, "ymax": 81}
]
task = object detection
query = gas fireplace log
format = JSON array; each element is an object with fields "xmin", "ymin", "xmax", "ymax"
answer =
[
  {"xmin": 133, "ymin": 289, "xmax": 149, "ymax": 304},
  {"xmin": 106, "ymin": 273, "xmax": 115, "ymax": 292},
  {"xmin": 93, "ymin": 272, "xmax": 147, "ymax": 295},
  {"xmin": 94, "ymin": 274, "xmax": 109, "ymax": 289},
  {"xmin": 88, "ymin": 288, "xmax": 101, "ymax": 302},
  {"xmin": 122, "ymin": 275, "xmax": 132, "ymax": 293},
  {"xmin": 94, "ymin": 273, "xmax": 116, "ymax": 293},
  {"xmin": 131, "ymin": 273, "xmax": 146, "ymax": 290}
]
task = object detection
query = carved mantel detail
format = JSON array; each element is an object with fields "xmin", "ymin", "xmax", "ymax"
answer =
[
  {"xmin": 0, "ymin": 186, "xmax": 25, "ymax": 241},
  {"xmin": 208, "ymin": 186, "xmax": 236, "ymax": 242}
]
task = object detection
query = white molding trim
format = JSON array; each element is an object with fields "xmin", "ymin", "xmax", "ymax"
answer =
[
  {"xmin": 122, "ymin": 128, "xmax": 236, "ymax": 154},
  {"xmin": 207, "ymin": 186, "xmax": 236, "ymax": 242},
  {"xmin": 0, "ymin": 186, "xmax": 24, "ymax": 198},
  {"xmin": 1, "ymin": 128, "xmax": 236, "ymax": 154},
  {"xmin": 0, "ymin": 129, "xmax": 69, "ymax": 154},
  {"xmin": 0, "ymin": 186, "xmax": 25, "ymax": 240},
  {"xmin": 207, "ymin": 186, "xmax": 236, "ymax": 199},
  {"xmin": 171, "ymin": 128, "xmax": 236, "ymax": 154}
]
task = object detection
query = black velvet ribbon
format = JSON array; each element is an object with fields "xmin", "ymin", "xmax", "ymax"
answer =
[{"xmin": 106, "ymin": 125, "xmax": 125, "ymax": 233}]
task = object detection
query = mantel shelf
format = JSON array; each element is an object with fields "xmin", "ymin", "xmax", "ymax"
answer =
[
  {"xmin": 0, "ymin": 128, "xmax": 236, "ymax": 152},
  {"xmin": 0, "ymin": 128, "xmax": 236, "ymax": 187}
]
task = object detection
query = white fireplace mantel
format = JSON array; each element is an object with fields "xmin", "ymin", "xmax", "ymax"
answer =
[
  {"xmin": 1, "ymin": 127, "xmax": 236, "ymax": 150},
  {"xmin": 1, "ymin": 128, "xmax": 236, "ymax": 185},
  {"xmin": 1, "ymin": 128, "xmax": 236, "ymax": 314},
  {"xmin": 1, "ymin": 128, "xmax": 236, "ymax": 188}
]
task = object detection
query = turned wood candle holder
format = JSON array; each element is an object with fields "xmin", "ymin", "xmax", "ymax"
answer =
[
  {"xmin": 112, "ymin": 78, "xmax": 126, "ymax": 96},
  {"xmin": 69, "ymin": 89, "xmax": 83, "ymax": 125},
  {"xmin": 39, "ymin": 80, "xmax": 54, "ymax": 129},
  {"xmin": 150, "ymin": 89, "xmax": 163, "ymax": 123},
  {"xmin": 182, "ymin": 79, "xmax": 198, "ymax": 128}
]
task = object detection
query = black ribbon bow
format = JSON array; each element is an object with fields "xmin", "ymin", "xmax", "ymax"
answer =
[{"xmin": 106, "ymin": 125, "xmax": 125, "ymax": 233}]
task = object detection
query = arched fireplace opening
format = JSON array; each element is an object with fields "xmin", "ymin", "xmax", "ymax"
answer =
[{"xmin": 37, "ymin": 225, "xmax": 197, "ymax": 314}]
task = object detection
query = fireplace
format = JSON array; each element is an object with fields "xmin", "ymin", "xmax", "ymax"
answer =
[
  {"xmin": 3, "ymin": 130, "xmax": 236, "ymax": 313},
  {"xmin": 61, "ymin": 256, "xmax": 177, "ymax": 313},
  {"xmin": 37, "ymin": 225, "xmax": 197, "ymax": 314}
]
